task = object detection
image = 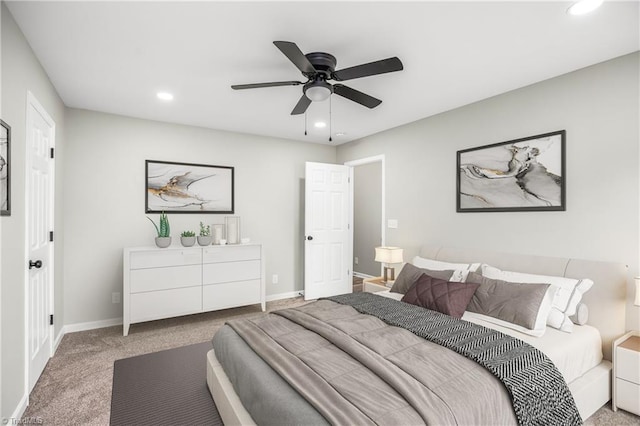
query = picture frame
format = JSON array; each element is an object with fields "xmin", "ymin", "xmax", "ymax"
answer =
[
  {"xmin": 145, "ymin": 160, "xmax": 234, "ymax": 214},
  {"xmin": 457, "ymin": 130, "xmax": 565, "ymax": 213},
  {"xmin": 0, "ymin": 120, "xmax": 11, "ymax": 216}
]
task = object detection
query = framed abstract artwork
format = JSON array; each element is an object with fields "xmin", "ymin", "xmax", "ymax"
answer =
[
  {"xmin": 145, "ymin": 160, "xmax": 234, "ymax": 214},
  {"xmin": 457, "ymin": 130, "xmax": 565, "ymax": 212},
  {"xmin": 0, "ymin": 120, "xmax": 10, "ymax": 216}
]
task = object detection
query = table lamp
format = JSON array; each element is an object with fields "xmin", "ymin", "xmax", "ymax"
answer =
[{"xmin": 375, "ymin": 247, "xmax": 403, "ymax": 283}]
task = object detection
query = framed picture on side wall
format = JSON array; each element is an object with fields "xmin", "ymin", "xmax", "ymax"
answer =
[
  {"xmin": 145, "ymin": 160, "xmax": 234, "ymax": 213},
  {"xmin": 0, "ymin": 120, "xmax": 11, "ymax": 216},
  {"xmin": 457, "ymin": 130, "xmax": 565, "ymax": 212}
]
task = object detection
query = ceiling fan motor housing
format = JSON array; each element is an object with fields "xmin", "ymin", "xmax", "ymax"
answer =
[{"xmin": 304, "ymin": 52, "xmax": 337, "ymax": 77}]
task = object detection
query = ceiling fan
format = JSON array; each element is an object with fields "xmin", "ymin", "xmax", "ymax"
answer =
[{"xmin": 231, "ymin": 41, "xmax": 403, "ymax": 115}]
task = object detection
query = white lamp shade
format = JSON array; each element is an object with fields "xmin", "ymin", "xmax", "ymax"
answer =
[
  {"xmin": 374, "ymin": 247, "xmax": 403, "ymax": 264},
  {"xmin": 635, "ymin": 277, "xmax": 640, "ymax": 307}
]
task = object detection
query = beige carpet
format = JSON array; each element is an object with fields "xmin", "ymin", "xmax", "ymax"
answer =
[{"xmin": 22, "ymin": 295, "xmax": 640, "ymax": 425}]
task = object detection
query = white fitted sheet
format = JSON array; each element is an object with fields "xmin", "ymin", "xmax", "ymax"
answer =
[{"xmin": 374, "ymin": 290, "xmax": 603, "ymax": 384}]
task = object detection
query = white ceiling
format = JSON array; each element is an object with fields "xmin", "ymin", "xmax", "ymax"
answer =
[{"xmin": 6, "ymin": 1, "xmax": 639, "ymax": 145}]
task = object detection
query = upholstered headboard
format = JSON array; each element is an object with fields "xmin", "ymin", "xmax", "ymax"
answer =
[{"xmin": 419, "ymin": 246, "xmax": 627, "ymax": 361}]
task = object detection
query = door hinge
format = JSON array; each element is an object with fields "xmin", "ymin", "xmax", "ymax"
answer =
[
  {"xmin": 49, "ymin": 314, "xmax": 54, "ymax": 326},
  {"xmin": 50, "ymin": 148, "xmax": 55, "ymax": 159},
  {"xmin": 49, "ymin": 231, "xmax": 54, "ymax": 242}
]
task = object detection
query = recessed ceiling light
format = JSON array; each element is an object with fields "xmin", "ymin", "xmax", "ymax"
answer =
[
  {"xmin": 567, "ymin": 0, "xmax": 603, "ymax": 15},
  {"xmin": 314, "ymin": 121, "xmax": 327, "ymax": 128},
  {"xmin": 156, "ymin": 92, "xmax": 174, "ymax": 101}
]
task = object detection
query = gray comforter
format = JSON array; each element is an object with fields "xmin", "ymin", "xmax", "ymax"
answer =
[{"xmin": 221, "ymin": 298, "xmax": 523, "ymax": 425}]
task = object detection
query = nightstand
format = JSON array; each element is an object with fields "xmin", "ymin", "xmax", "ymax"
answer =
[
  {"xmin": 363, "ymin": 276, "xmax": 393, "ymax": 293},
  {"xmin": 612, "ymin": 331, "xmax": 640, "ymax": 415}
]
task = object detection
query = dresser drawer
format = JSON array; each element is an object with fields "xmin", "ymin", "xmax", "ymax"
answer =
[
  {"xmin": 130, "ymin": 264, "xmax": 201, "ymax": 293},
  {"xmin": 203, "ymin": 245, "xmax": 260, "ymax": 263},
  {"xmin": 617, "ymin": 346, "xmax": 640, "ymax": 384},
  {"xmin": 203, "ymin": 260, "xmax": 260, "ymax": 284},
  {"xmin": 130, "ymin": 248, "xmax": 202, "ymax": 269},
  {"xmin": 616, "ymin": 378, "xmax": 640, "ymax": 415},
  {"xmin": 203, "ymin": 280, "xmax": 261, "ymax": 311},
  {"xmin": 130, "ymin": 286, "xmax": 202, "ymax": 323}
]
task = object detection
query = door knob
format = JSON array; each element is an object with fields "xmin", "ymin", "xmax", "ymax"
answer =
[
  {"xmin": 306, "ymin": 236, "xmax": 313, "ymax": 241},
  {"xmin": 29, "ymin": 260, "xmax": 43, "ymax": 269}
]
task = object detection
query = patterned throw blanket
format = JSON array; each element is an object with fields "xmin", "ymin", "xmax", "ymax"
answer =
[{"xmin": 326, "ymin": 292, "xmax": 582, "ymax": 426}]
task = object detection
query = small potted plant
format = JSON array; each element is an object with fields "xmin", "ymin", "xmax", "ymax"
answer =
[
  {"xmin": 198, "ymin": 222, "xmax": 212, "ymax": 246},
  {"xmin": 180, "ymin": 230, "xmax": 196, "ymax": 247},
  {"xmin": 147, "ymin": 212, "xmax": 171, "ymax": 248}
]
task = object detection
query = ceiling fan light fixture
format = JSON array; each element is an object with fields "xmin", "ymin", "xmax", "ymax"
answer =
[
  {"xmin": 567, "ymin": 0, "xmax": 603, "ymax": 15},
  {"xmin": 304, "ymin": 80, "xmax": 332, "ymax": 102}
]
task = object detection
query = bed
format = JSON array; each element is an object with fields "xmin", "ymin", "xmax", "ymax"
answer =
[{"xmin": 206, "ymin": 246, "xmax": 628, "ymax": 425}]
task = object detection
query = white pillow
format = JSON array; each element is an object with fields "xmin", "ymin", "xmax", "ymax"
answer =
[
  {"xmin": 481, "ymin": 264, "xmax": 594, "ymax": 333},
  {"xmin": 463, "ymin": 310, "xmax": 553, "ymax": 337},
  {"xmin": 570, "ymin": 303, "xmax": 589, "ymax": 325},
  {"xmin": 412, "ymin": 256, "xmax": 480, "ymax": 283}
]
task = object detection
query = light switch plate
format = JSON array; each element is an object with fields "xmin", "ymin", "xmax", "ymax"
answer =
[{"xmin": 388, "ymin": 219, "xmax": 398, "ymax": 229}]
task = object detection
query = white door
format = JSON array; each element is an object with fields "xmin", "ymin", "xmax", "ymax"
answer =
[
  {"xmin": 26, "ymin": 92, "xmax": 55, "ymax": 392},
  {"xmin": 304, "ymin": 162, "xmax": 352, "ymax": 300}
]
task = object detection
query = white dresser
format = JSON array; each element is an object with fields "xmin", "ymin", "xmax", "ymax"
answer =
[{"xmin": 123, "ymin": 244, "xmax": 265, "ymax": 336}]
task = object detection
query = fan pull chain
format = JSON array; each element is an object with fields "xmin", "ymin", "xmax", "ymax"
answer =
[
  {"xmin": 329, "ymin": 96, "xmax": 332, "ymax": 142},
  {"xmin": 304, "ymin": 111, "xmax": 307, "ymax": 136}
]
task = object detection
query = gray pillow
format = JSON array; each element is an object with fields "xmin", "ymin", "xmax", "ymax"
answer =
[
  {"xmin": 390, "ymin": 263, "xmax": 456, "ymax": 294},
  {"xmin": 465, "ymin": 272, "xmax": 551, "ymax": 330}
]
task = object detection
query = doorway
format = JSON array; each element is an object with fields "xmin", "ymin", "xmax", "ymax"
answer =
[{"xmin": 345, "ymin": 155, "xmax": 385, "ymax": 287}]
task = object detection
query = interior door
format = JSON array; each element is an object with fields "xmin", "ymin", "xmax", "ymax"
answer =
[
  {"xmin": 304, "ymin": 162, "xmax": 352, "ymax": 300},
  {"xmin": 26, "ymin": 92, "xmax": 55, "ymax": 392}
]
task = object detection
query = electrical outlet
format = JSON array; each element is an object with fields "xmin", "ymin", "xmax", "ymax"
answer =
[
  {"xmin": 355, "ymin": 257, "xmax": 359, "ymax": 265},
  {"xmin": 112, "ymin": 292, "xmax": 121, "ymax": 304},
  {"xmin": 272, "ymin": 274, "xmax": 279, "ymax": 284}
]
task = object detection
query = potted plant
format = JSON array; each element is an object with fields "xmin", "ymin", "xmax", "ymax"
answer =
[
  {"xmin": 180, "ymin": 230, "xmax": 196, "ymax": 247},
  {"xmin": 147, "ymin": 212, "xmax": 171, "ymax": 248},
  {"xmin": 198, "ymin": 222, "xmax": 212, "ymax": 246}
]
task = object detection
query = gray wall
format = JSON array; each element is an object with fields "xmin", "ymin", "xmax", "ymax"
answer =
[
  {"xmin": 353, "ymin": 162, "xmax": 382, "ymax": 276},
  {"xmin": 338, "ymin": 52, "xmax": 640, "ymax": 331},
  {"xmin": 62, "ymin": 108, "xmax": 335, "ymax": 325},
  {"xmin": 1, "ymin": 3, "xmax": 67, "ymax": 418}
]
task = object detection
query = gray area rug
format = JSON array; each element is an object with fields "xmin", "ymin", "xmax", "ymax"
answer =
[{"xmin": 110, "ymin": 341, "xmax": 222, "ymax": 426}]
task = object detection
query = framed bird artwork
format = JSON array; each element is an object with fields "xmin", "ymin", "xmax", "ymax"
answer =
[{"xmin": 145, "ymin": 160, "xmax": 234, "ymax": 213}]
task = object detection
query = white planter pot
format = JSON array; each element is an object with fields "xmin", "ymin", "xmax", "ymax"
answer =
[
  {"xmin": 197, "ymin": 236, "xmax": 212, "ymax": 246},
  {"xmin": 181, "ymin": 236, "xmax": 196, "ymax": 247},
  {"xmin": 155, "ymin": 237, "xmax": 171, "ymax": 248}
]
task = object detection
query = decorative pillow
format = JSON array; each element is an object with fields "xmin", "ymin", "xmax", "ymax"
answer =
[
  {"xmin": 465, "ymin": 272, "xmax": 552, "ymax": 333},
  {"xmin": 412, "ymin": 256, "xmax": 480, "ymax": 276},
  {"xmin": 401, "ymin": 274, "xmax": 479, "ymax": 319},
  {"xmin": 390, "ymin": 263, "xmax": 457, "ymax": 294},
  {"xmin": 569, "ymin": 303, "xmax": 589, "ymax": 325},
  {"xmin": 481, "ymin": 264, "xmax": 593, "ymax": 333}
]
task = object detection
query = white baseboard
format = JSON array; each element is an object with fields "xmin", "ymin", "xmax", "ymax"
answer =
[
  {"xmin": 10, "ymin": 392, "xmax": 28, "ymax": 423},
  {"xmin": 53, "ymin": 328, "xmax": 65, "ymax": 353},
  {"xmin": 353, "ymin": 272, "xmax": 375, "ymax": 279},
  {"xmin": 62, "ymin": 317, "xmax": 122, "ymax": 334},
  {"xmin": 266, "ymin": 291, "xmax": 304, "ymax": 302}
]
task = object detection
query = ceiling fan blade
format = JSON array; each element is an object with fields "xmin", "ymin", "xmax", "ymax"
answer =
[
  {"xmin": 291, "ymin": 94, "xmax": 312, "ymax": 115},
  {"xmin": 332, "ymin": 57, "xmax": 403, "ymax": 81},
  {"xmin": 231, "ymin": 81, "xmax": 303, "ymax": 90},
  {"xmin": 333, "ymin": 84, "xmax": 382, "ymax": 109},
  {"xmin": 273, "ymin": 41, "xmax": 317, "ymax": 75}
]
